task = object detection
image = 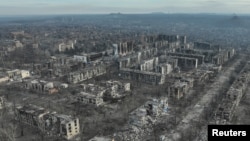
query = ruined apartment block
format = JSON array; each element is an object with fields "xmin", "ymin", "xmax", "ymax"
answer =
[
  {"xmin": 213, "ymin": 64, "xmax": 250, "ymax": 124},
  {"xmin": 120, "ymin": 68, "xmax": 165, "ymax": 85},
  {"xmin": 113, "ymin": 41, "xmax": 134, "ymax": 56},
  {"xmin": 25, "ymin": 79, "xmax": 58, "ymax": 94},
  {"xmin": 212, "ymin": 49, "xmax": 235, "ymax": 65},
  {"xmin": 76, "ymin": 84, "xmax": 106, "ymax": 106},
  {"xmin": 57, "ymin": 40, "xmax": 76, "ymax": 52},
  {"xmin": 103, "ymin": 80, "xmax": 131, "ymax": 99},
  {"xmin": 68, "ymin": 65, "xmax": 106, "ymax": 83},
  {"xmin": 168, "ymin": 52, "xmax": 205, "ymax": 65},
  {"xmin": 118, "ymin": 54, "xmax": 139, "ymax": 69},
  {"xmin": 43, "ymin": 113, "xmax": 80, "ymax": 140},
  {"xmin": 16, "ymin": 104, "xmax": 80, "ymax": 140},
  {"xmin": 165, "ymin": 79, "xmax": 193, "ymax": 99},
  {"xmin": 170, "ymin": 56, "xmax": 198, "ymax": 69},
  {"xmin": 7, "ymin": 69, "xmax": 30, "ymax": 81},
  {"xmin": 119, "ymin": 56, "xmax": 174, "ymax": 85}
]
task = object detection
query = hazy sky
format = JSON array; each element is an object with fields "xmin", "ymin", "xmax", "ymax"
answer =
[{"xmin": 0, "ymin": 0, "xmax": 250, "ymax": 15}]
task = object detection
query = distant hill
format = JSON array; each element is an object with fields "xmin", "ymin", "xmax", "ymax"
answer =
[
  {"xmin": 151, "ymin": 12, "xmax": 165, "ymax": 15},
  {"xmin": 216, "ymin": 14, "xmax": 247, "ymax": 28},
  {"xmin": 109, "ymin": 12, "xmax": 122, "ymax": 15}
]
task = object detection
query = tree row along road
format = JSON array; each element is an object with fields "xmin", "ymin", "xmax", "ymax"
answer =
[{"xmin": 163, "ymin": 54, "xmax": 247, "ymax": 141}]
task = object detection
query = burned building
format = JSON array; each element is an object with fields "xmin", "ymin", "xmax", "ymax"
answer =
[
  {"xmin": 114, "ymin": 98, "xmax": 168, "ymax": 140},
  {"xmin": 189, "ymin": 69, "xmax": 214, "ymax": 85},
  {"xmin": 76, "ymin": 84, "xmax": 106, "ymax": 106},
  {"xmin": 113, "ymin": 41, "xmax": 134, "ymax": 56},
  {"xmin": 212, "ymin": 49, "xmax": 235, "ymax": 65},
  {"xmin": 138, "ymin": 48, "xmax": 158, "ymax": 61},
  {"xmin": 57, "ymin": 40, "xmax": 76, "ymax": 52},
  {"xmin": 120, "ymin": 68, "xmax": 165, "ymax": 85},
  {"xmin": 119, "ymin": 55, "xmax": 175, "ymax": 85},
  {"xmin": 128, "ymin": 98, "xmax": 168, "ymax": 127},
  {"xmin": 7, "ymin": 69, "xmax": 30, "ymax": 81},
  {"xmin": 68, "ymin": 65, "xmax": 106, "ymax": 83},
  {"xmin": 42, "ymin": 113, "xmax": 80, "ymax": 140},
  {"xmin": 165, "ymin": 80, "xmax": 193, "ymax": 99},
  {"xmin": 213, "ymin": 65, "xmax": 250, "ymax": 124},
  {"xmin": 168, "ymin": 52, "xmax": 205, "ymax": 65},
  {"xmin": 139, "ymin": 57, "xmax": 159, "ymax": 71},
  {"xmin": 25, "ymin": 80, "xmax": 58, "ymax": 94},
  {"xmin": 170, "ymin": 56, "xmax": 198, "ymax": 69},
  {"xmin": 118, "ymin": 54, "xmax": 140, "ymax": 69},
  {"xmin": 16, "ymin": 104, "xmax": 49, "ymax": 129},
  {"xmin": 103, "ymin": 80, "xmax": 131, "ymax": 99},
  {"xmin": 16, "ymin": 104, "xmax": 80, "ymax": 140}
]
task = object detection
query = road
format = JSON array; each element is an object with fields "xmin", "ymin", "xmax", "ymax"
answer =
[{"xmin": 162, "ymin": 55, "xmax": 247, "ymax": 141}]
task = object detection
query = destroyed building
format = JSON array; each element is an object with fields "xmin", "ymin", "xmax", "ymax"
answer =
[
  {"xmin": 113, "ymin": 98, "xmax": 168, "ymax": 140},
  {"xmin": 102, "ymin": 80, "xmax": 131, "ymax": 99},
  {"xmin": 57, "ymin": 40, "xmax": 76, "ymax": 52},
  {"xmin": 16, "ymin": 104, "xmax": 49, "ymax": 130},
  {"xmin": 16, "ymin": 104, "xmax": 80, "ymax": 140},
  {"xmin": 170, "ymin": 56, "xmax": 198, "ymax": 69},
  {"xmin": 188, "ymin": 69, "xmax": 214, "ymax": 85},
  {"xmin": 113, "ymin": 41, "xmax": 134, "ymax": 56},
  {"xmin": 76, "ymin": 84, "xmax": 106, "ymax": 106},
  {"xmin": 118, "ymin": 54, "xmax": 140, "ymax": 69},
  {"xmin": 212, "ymin": 49, "xmax": 235, "ymax": 65},
  {"xmin": 42, "ymin": 113, "xmax": 80, "ymax": 140},
  {"xmin": 213, "ymin": 64, "xmax": 250, "ymax": 124},
  {"xmin": 128, "ymin": 98, "xmax": 168, "ymax": 127},
  {"xmin": 25, "ymin": 80, "xmax": 59, "ymax": 94},
  {"xmin": 119, "ymin": 55, "xmax": 175, "ymax": 85},
  {"xmin": 7, "ymin": 69, "xmax": 30, "ymax": 81},
  {"xmin": 165, "ymin": 79, "xmax": 193, "ymax": 99},
  {"xmin": 168, "ymin": 52, "xmax": 204, "ymax": 65},
  {"xmin": 120, "ymin": 68, "xmax": 166, "ymax": 85},
  {"xmin": 68, "ymin": 65, "xmax": 106, "ymax": 83}
]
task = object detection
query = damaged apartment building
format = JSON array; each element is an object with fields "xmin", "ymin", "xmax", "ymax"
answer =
[
  {"xmin": 213, "ymin": 64, "xmax": 250, "ymax": 124},
  {"xmin": 68, "ymin": 64, "xmax": 107, "ymax": 83},
  {"xmin": 15, "ymin": 104, "xmax": 80, "ymax": 140},
  {"xmin": 212, "ymin": 48, "xmax": 235, "ymax": 65},
  {"xmin": 167, "ymin": 42, "xmax": 235, "ymax": 70},
  {"xmin": 102, "ymin": 80, "xmax": 131, "ymax": 99},
  {"xmin": 113, "ymin": 41, "xmax": 134, "ymax": 56},
  {"xmin": 7, "ymin": 69, "xmax": 30, "ymax": 81},
  {"xmin": 119, "ymin": 56, "xmax": 175, "ymax": 85},
  {"xmin": 117, "ymin": 34, "xmax": 190, "ymax": 85},
  {"xmin": 165, "ymin": 78, "xmax": 194, "ymax": 99},
  {"xmin": 76, "ymin": 80, "xmax": 131, "ymax": 106},
  {"xmin": 24, "ymin": 79, "xmax": 59, "ymax": 94},
  {"xmin": 76, "ymin": 84, "xmax": 106, "ymax": 106}
]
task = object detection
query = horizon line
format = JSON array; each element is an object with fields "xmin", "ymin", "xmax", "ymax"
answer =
[{"xmin": 1, "ymin": 12, "xmax": 250, "ymax": 17}]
